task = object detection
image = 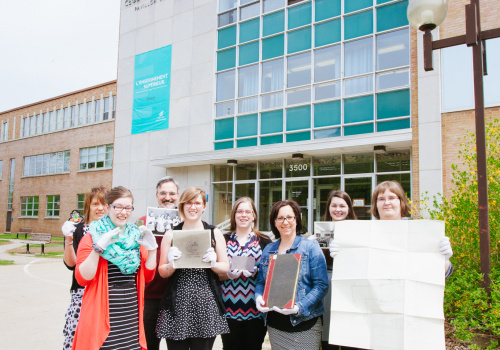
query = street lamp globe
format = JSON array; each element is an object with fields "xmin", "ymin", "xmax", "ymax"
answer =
[{"xmin": 407, "ymin": 0, "xmax": 448, "ymax": 31}]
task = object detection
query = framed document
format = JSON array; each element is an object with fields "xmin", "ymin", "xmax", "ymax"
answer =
[
  {"xmin": 231, "ymin": 256, "xmax": 255, "ymax": 272},
  {"xmin": 263, "ymin": 253, "xmax": 302, "ymax": 309},
  {"xmin": 172, "ymin": 230, "xmax": 212, "ymax": 269},
  {"xmin": 146, "ymin": 207, "xmax": 180, "ymax": 236}
]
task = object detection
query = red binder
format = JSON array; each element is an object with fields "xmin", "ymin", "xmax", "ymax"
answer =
[{"xmin": 262, "ymin": 253, "xmax": 302, "ymax": 309}]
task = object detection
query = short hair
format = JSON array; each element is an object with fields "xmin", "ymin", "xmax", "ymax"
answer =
[
  {"xmin": 371, "ymin": 180, "xmax": 410, "ymax": 219},
  {"xmin": 324, "ymin": 190, "xmax": 357, "ymax": 221},
  {"xmin": 178, "ymin": 187, "xmax": 206, "ymax": 220},
  {"xmin": 228, "ymin": 197, "xmax": 263, "ymax": 238},
  {"xmin": 83, "ymin": 186, "xmax": 108, "ymax": 223},
  {"xmin": 269, "ymin": 200, "xmax": 304, "ymax": 239},
  {"xmin": 106, "ymin": 186, "xmax": 134, "ymax": 206},
  {"xmin": 156, "ymin": 176, "xmax": 179, "ymax": 193}
]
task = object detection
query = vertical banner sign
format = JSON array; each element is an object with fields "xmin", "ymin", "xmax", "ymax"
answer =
[{"xmin": 132, "ymin": 45, "xmax": 172, "ymax": 134}]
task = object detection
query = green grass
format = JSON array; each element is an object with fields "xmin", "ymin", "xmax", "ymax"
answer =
[
  {"xmin": 35, "ymin": 252, "xmax": 64, "ymax": 258},
  {"xmin": 0, "ymin": 259, "xmax": 15, "ymax": 265},
  {"xmin": 0, "ymin": 233, "xmax": 63, "ymax": 242}
]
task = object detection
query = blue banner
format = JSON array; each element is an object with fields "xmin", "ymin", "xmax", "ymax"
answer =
[{"xmin": 132, "ymin": 45, "xmax": 172, "ymax": 134}]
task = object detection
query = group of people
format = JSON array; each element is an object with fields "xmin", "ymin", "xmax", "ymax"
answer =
[{"xmin": 61, "ymin": 177, "xmax": 453, "ymax": 350}]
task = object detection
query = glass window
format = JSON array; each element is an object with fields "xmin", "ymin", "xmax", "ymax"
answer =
[
  {"xmin": 237, "ymin": 114, "xmax": 258, "ymax": 137},
  {"xmin": 215, "ymin": 118, "xmax": 234, "ymax": 140},
  {"xmin": 261, "ymin": 109, "xmax": 283, "ymax": 134},
  {"xmin": 345, "ymin": 0, "xmax": 372, "ymax": 14},
  {"xmin": 315, "ymin": 0, "xmax": 340, "ymax": 21},
  {"xmin": 36, "ymin": 114, "xmax": 42, "ymax": 134},
  {"xmin": 259, "ymin": 180, "xmax": 282, "ymax": 230},
  {"xmin": 262, "ymin": 92, "xmax": 284, "ymax": 109},
  {"xmin": 287, "ymin": 88, "xmax": 311, "ymax": 105},
  {"xmin": 314, "ymin": 127, "xmax": 341, "ymax": 139},
  {"xmin": 112, "ymin": 96, "xmax": 116, "ymax": 119},
  {"xmin": 286, "ymin": 131, "xmax": 310, "ymax": 142},
  {"xmin": 240, "ymin": 2, "xmax": 259, "ymax": 20},
  {"xmin": 260, "ymin": 160, "xmax": 283, "ymax": 179},
  {"xmin": 77, "ymin": 194, "xmax": 85, "ymax": 211},
  {"xmin": 219, "ymin": 0, "xmax": 237, "ymax": 12},
  {"xmin": 217, "ymin": 47, "xmax": 236, "ymax": 71},
  {"xmin": 344, "ymin": 152, "xmax": 374, "ymax": 174},
  {"xmin": 262, "ymin": 34, "xmax": 284, "ymax": 60},
  {"xmin": 78, "ymin": 103, "xmax": 85, "ymax": 125},
  {"xmin": 95, "ymin": 100, "xmax": 101, "ymax": 122},
  {"xmin": 42, "ymin": 112, "xmax": 49, "ymax": 133},
  {"xmin": 214, "ymin": 164, "xmax": 234, "ymax": 181},
  {"xmin": 376, "ymin": 89, "xmax": 410, "ymax": 120},
  {"xmin": 377, "ymin": 118, "xmax": 410, "ymax": 132},
  {"xmin": 46, "ymin": 195, "xmax": 60, "ymax": 217},
  {"xmin": 344, "ymin": 123, "xmax": 373, "ymax": 135},
  {"xmin": 0, "ymin": 161, "xmax": 2, "ymax": 180},
  {"xmin": 216, "ymin": 70, "xmax": 236, "ymax": 101},
  {"xmin": 240, "ymin": 19, "xmax": 260, "ymax": 43},
  {"xmin": 219, "ymin": 10, "xmax": 237, "ymax": 27},
  {"xmin": 71, "ymin": 106, "xmax": 77, "ymax": 127},
  {"xmin": 313, "ymin": 177, "xmax": 342, "ymax": 221},
  {"xmin": 314, "ymin": 45, "xmax": 341, "ymax": 82},
  {"xmin": 48, "ymin": 111, "xmax": 55, "ymax": 132},
  {"xmin": 86, "ymin": 101, "xmax": 92, "ymax": 123},
  {"xmin": 285, "ymin": 158, "xmax": 311, "ymax": 177},
  {"xmin": 238, "ymin": 97, "xmax": 258, "ymax": 113},
  {"xmin": 376, "ymin": 68, "xmax": 409, "ymax": 90},
  {"xmin": 315, "ymin": 19, "xmax": 341, "ymax": 47},
  {"xmin": 261, "ymin": 134, "xmax": 283, "ymax": 145},
  {"xmin": 288, "ymin": 1, "xmax": 312, "ymax": 30},
  {"xmin": 239, "ymin": 41, "xmax": 259, "ymax": 66},
  {"xmin": 314, "ymin": 100, "xmax": 340, "ymax": 127},
  {"xmin": 313, "ymin": 156, "xmax": 341, "ymax": 175},
  {"xmin": 344, "ymin": 75, "xmax": 373, "ymax": 96},
  {"xmin": 79, "ymin": 145, "xmax": 113, "ymax": 170},
  {"xmin": 376, "ymin": 150, "xmax": 411, "ymax": 172},
  {"xmin": 263, "ymin": 10, "xmax": 284, "ymax": 37},
  {"xmin": 21, "ymin": 196, "xmax": 39, "ymax": 217},
  {"xmin": 23, "ymin": 151, "xmax": 70, "ymax": 176},
  {"xmin": 286, "ymin": 105, "xmax": 311, "ymax": 131},
  {"xmin": 235, "ymin": 182, "xmax": 256, "ymax": 201},
  {"xmin": 213, "ymin": 183, "xmax": 233, "ymax": 226},
  {"xmin": 315, "ymin": 82, "xmax": 341, "ymax": 101},
  {"xmin": 238, "ymin": 64, "xmax": 259, "ymax": 97},
  {"xmin": 344, "ymin": 95, "xmax": 374, "ymax": 124},
  {"xmin": 103, "ymin": 97, "xmax": 110, "ymax": 120},
  {"xmin": 376, "ymin": 0, "xmax": 409, "ymax": 32},
  {"xmin": 1, "ymin": 121, "xmax": 8, "ymax": 141},
  {"xmin": 263, "ymin": 0, "xmax": 285, "ymax": 13},
  {"xmin": 377, "ymin": 29, "xmax": 409, "ymax": 70},
  {"xmin": 344, "ymin": 37, "xmax": 373, "ymax": 77},
  {"xmin": 288, "ymin": 27, "xmax": 312, "ymax": 54},
  {"xmin": 235, "ymin": 162, "xmax": 257, "ymax": 180},
  {"xmin": 287, "ymin": 52, "xmax": 311, "ymax": 88},
  {"xmin": 237, "ymin": 138, "xmax": 258, "ymax": 147},
  {"xmin": 215, "ymin": 140, "xmax": 234, "ymax": 149},
  {"xmin": 29, "ymin": 115, "xmax": 35, "ymax": 136},
  {"xmin": 262, "ymin": 58, "xmax": 284, "ymax": 93},
  {"xmin": 344, "ymin": 10, "xmax": 373, "ymax": 40}
]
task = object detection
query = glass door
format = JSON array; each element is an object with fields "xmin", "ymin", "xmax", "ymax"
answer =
[
  {"xmin": 285, "ymin": 180, "xmax": 309, "ymax": 233},
  {"xmin": 343, "ymin": 176, "xmax": 374, "ymax": 220}
]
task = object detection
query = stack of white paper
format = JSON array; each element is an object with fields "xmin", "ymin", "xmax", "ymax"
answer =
[{"xmin": 329, "ymin": 220, "xmax": 446, "ymax": 350}]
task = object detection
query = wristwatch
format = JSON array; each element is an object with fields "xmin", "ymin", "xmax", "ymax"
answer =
[{"xmin": 92, "ymin": 243, "xmax": 105, "ymax": 254}]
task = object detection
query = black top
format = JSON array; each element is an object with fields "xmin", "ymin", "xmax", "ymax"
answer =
[
  {"xmin": 267, "ymin": 312, "xmax": 319, "ymax": 332},
  {"xmin": 63, "ymin": 222, "xmax": 87, "ymax": 291}
]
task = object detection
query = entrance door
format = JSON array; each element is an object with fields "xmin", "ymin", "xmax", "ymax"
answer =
[
  {"xmin": 285, "ymin": 180, "xmax": 309, "ymax": 232},
  {"xmin": 343, "ymin": 176, "xmax": 374, "ymax": 220},
  {"xmin": 6, "ymin": 211, "xmax": 12, "ymax": 232}
]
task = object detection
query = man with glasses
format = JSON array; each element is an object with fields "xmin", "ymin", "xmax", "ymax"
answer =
[{"xmin": 138, "ymin": 176, "xmax": 180, "ymax": 350}]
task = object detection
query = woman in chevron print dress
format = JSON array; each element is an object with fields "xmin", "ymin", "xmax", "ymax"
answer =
[{"xmin": 219, "ymin": 197, "xmax": 272, "ymax": 350}]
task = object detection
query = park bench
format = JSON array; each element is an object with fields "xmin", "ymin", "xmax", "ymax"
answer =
[
  {"xmin": 26, "ymin": 233, "xmax": 52, "ymax": 255},
  {"xmin": 17, "ymin": 227, "xmax": 33, "ymax": 239}
]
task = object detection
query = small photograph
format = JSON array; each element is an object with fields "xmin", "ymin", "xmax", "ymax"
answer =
[
  {"xmin": 313, "ymin": 221, "xmax": 335, "ymax": 248},
  {"xmin": 146, "ymin": 207, "xmax": 180, "ymax": 235}
]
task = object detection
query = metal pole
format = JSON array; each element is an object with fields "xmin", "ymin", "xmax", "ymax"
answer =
[{"xmin": 470, "ymin": 0, "xmax": 491, "ymax": 294}]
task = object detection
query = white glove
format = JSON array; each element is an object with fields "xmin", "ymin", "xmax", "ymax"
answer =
[
  {"xmin": 227, "ymin": 269, "xmax": 242, "ymax": 279},
  {"xmin": 202, "ymin": 247, "xmax": 217, "ymax": 267},
  {"xmin": 272, "ymin": 305, "xmax": 299, "ymax": 315},
  {"xmin": 329, "ymin": 240, "xmax": 340, "ymax": 258},
  {"xmin": 62, "ymin": 221, "xmax": 77, "ymax": 237},
  {"xmin": 168, "ymin": 246, "xmax": 182, "ymax": 262},
  {"xmin": 307, "ymin": 234, "xmax": 317, "ymax": 241},
  {"xmin": 242, "ymin": 269, "xmax": 256, "ymax": 278},
  {"xmin": 138, "ymin": 226, "xmax": 158, "ymax": 250},
  {"xmin": 440, "ymin": 237, "xmax": 453, "ymax": 259},
  {"xmin": 96, "ymin": 227, "xmax": 120, "ymax": 250},
  {"xmin": 255, "ymin": 295, "xmax": 270, "ymax": 313}
]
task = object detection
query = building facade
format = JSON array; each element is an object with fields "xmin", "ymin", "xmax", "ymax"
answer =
[
  {"xmin": 114, "ymin": 0, "xmax": 499, "ymax": 231},
  {"xmin": 0, "ymin": 81, "xmax": 116, "ymax": 235}
]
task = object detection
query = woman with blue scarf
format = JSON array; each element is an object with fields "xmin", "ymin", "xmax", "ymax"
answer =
[{"xmin": 72, "ymin": 186, "xmax": 158, "ymax": 350}]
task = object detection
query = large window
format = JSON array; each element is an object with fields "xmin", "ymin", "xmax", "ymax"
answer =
[
  {"xmin": 79, "ymin": 144, "xmax": 113, "ymax": 170},
  {"xmin": 77, "ymin": 194, "xmax": 85, "ymax": 211},
  {"xmin": 103, "ymin": 97, "xmax": 110, "ymax": 120},
  {"xmin": 23, "ymin": 151, "xmax": 70, "ymax": 176},
  {"xmin": 46, "ymin": 195, "xmax": 60, "ymax": 217},
  {"xmin": 215, "ymin": 0, "xmax": 411, "ymax": 149},
  {"xmin": 1, "ymin": 121, "xmax": 8, "ymax": 141},
  {"xmin": 0, "ymin": 160, "xmax": 3, "ymax": 180},
  {"xmin": 21, "ymin": 196, "xmax": 39, "ymax": 217}
]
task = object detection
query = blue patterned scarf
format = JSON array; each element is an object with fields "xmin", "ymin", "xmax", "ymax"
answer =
[{"xmin": 89, "ymin": 215, "xmax": 141, "ymax": 274}]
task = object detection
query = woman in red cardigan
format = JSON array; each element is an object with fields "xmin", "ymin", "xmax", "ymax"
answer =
[{"xmin": 72, "ymin": 186, "xmax": 157, "ymax": 350}]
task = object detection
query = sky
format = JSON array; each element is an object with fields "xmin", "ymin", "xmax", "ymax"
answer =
[{"xmin": 0, "ymin": 0, "xmax": 121, "ymax": 113}]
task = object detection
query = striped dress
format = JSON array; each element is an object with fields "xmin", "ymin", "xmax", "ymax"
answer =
[{"xmin": 100, "ymin": 263, "xmax": 141, "ymax": 350}]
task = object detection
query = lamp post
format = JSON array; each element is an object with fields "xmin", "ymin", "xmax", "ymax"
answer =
[{"xmin": 407, "ymin": 0, "xmax": 500, "ymax": 295}]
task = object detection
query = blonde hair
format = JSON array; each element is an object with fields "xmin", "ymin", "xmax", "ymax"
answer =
[
  {"xmin": 178, "ymin": 187, "xmax": 206, "ymax": 220},
  {"xmin": 228, "ymin": 197, "xmax": 263, "ymax": 238}
]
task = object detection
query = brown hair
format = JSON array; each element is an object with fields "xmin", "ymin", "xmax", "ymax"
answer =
[
  {"xmin": 323, "ymin": 190, "xmax": 357, "ymax": 221},
  {"xmin": 83, "ymin": 186, "xmax": 108, "ymax": 223},
  {"xmin": 106, "ymin": 186, "xmax": 134, "ymax": 206},
  {"xmin": 228, "ymin": 197, "xmax": 263, "ymax": 238},
  {"xmin": 269, "ymin": 200, "xmax": 304, "ymax": 239},
  {"xmin": 371, "ymin": 180, "xmax": 410, "ymax": 219},
  {"xmin": 178, "ymin": 187, "xmax": 207, "ymax": 220}
]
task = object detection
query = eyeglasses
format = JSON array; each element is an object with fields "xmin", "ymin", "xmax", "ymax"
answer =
[
  {"xmin": 110, "ymin": 204, "xmax": 134, "ymax": 212},
  {"xmin": 235, "ymin": 209, "xmax": 253, "ymax": 215},
  {"xmin": 158, "ymin": 191, "xmax": 178, "ymax": 197},
  {"xmin": 275, "ymin": 216, "xmax": 295, "ymax": 223},
  {"xmin": 185, "ymin": 201, "xmax": 204, "ymax": 208},
  {"xmin": 377, "ymin": 196, "xmax": 400, "ymax": 203}
]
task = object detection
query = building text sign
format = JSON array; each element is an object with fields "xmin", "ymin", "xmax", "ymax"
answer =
[{"xmin": 132, "ymin": 45, "xmax": 172, "ymax": 134}]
